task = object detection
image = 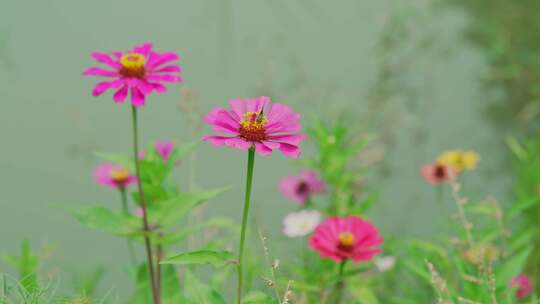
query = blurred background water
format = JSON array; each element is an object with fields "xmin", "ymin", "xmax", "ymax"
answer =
[{"xmin": 0, "ymin": 0, "xmax": 523, "ymax": 298}]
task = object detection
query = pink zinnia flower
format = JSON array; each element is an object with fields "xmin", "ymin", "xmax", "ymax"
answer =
[
  {"xmin": 139, "ymin": 141, "xmax": 182, "ymax": 165},
  {"xmin": 421, "ymin": 163, "xmax": 454, "ymax": 185},
  {"xmin": 94, "ymin": 163, "xmax": 136, "ymax": 189},
  {"xmin": 202, "ymin": 96, "xmax": 305, "ymax": 158},
  {"xmin": 510, "ymin": 274, "xmax": 532, "ymax": 299},
  {"xmin": 279, "ymin": 170, "xmax": 326, "ymax": 205},
  {"xmin": 83, "ymin": 42, "xmax": 182, "ymax": 107},
  {"xmin": 309, "ymin": 216, "xmax": 382, "ymax": 263},
  {"xmin": 155, "ymin": 141, "xmax": 175, "ymax": 162}
]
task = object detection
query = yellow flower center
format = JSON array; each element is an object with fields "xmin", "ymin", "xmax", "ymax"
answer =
[
  {"xmin": 110, "ymin": 167, "xmax": 130, "ymax": 183},
  {"xmin": 119, "ymin": 53, "xmax": 146, "ymax": 78},
  {"xmin": 338, "ymin": 232, "xmax": 355, "ymax": 248},
  {"xmin": 239, "ymin": 111, "xmax": 267, "ymax": 142}
]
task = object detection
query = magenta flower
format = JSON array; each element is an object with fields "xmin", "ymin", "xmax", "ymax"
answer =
[
  {"xmin": 510, "ymin": 274, "xmax": 533, "ymax": 299},
  {"xmin": 279, "ymin": 170, "xmax": 326, "ymax": 205},
  {"xmin": 83, "ymin": 42, "xmax": 182, "ymax": 107},
  {"xmin": 94, "ymin": 163, "xmax": 136, "ymax": 189},
  {"xmin": 309, "ymin": 216, "xmax": 382, "ymax": 263},
  {"xmin": 155, "ymin": 141, "xmax": 175, "ymax": 162},
  {"xmin": 421, "ymin": 163, "xmax": 454, "ymax": 185},
  {"xmin": 202, "ymin": 96, "xmax": 305, "ymax": 158},
  {"xmin": 139, "ymin": 141, "xmax": 181, "ymax": 165}
]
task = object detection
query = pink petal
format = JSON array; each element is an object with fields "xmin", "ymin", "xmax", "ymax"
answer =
[
  {"xmin": 229, "ymin": 99, "xmax": 247, "ymax": 119},
  {"xmin": 148, "ymin": 52, "xmax": 180, "ymax": 68},
  {"xmin": 113, "ymin": 85, "xmax": 129, "ymax": 103},
  {"xmin": 255, "ymin": 142, "xmax": 273, "ymax": 156},
  {"xmin": 91, "ymin": 79, "xmax": 123, "ymax": 97},
  {"xmin": 278, "ymin": 143, "xmax": 301, "ymax": 158},
  {"xmin": 146, "ymin": 74, "xmax": 182, "ymax": 82},
  {"xmin": 132, "ymin": 42, "xmax": 153, "ymax": 57},
  {"xmin": 82, "ymin": 67, "xmax": 118, "ymax": 77},
  {"xmin": 267, "ymin": 134, "xmax": 306, "ymax": 146},
  {"xmin": 131, "ymin": 87, "xmax": 146, "ymax": 107},
  {"xmin": 203, "ymin": 136, "xmax": 252, "ymax": 150},
  {"xmin": 153, "ymin": 65, "xmax": 182, "ymax": 73},
  {"xmin": 90, "ymin": 52, "xmax": 121, "ymax": 69}
]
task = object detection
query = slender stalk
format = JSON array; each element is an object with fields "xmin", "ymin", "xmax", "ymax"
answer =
[
  {"xmin": 330, "ymin": 260, "xmax": 347, "ymax": 304},
  {"xmin": 236, "ymin": 147, "xmax": 256, "ymax": 304},
  {"xmin": 131, "ymin": 106, "xmax": 160, "ymax": 304},
  {"xmin": 119, "ymin": 187, "xmax": 137, "ymax": 266}
]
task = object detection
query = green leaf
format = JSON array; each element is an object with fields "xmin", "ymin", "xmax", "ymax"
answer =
[
  {"xmin": 155, "ymin": 217, "xmax": 237, "ymax": 245},
  {"xmin": 496, "ymin": 247, "xmax": 532, "ymax": 288},
  {"xmin": 67, "ymin": 207, "xmax": 141, "ymax": 237},
  {"xmin": 161, "ymin": 250, "xmax": 236, "ymax": 268},
  {"xmin": 507, "ymin": 196, "xmax": 540, "ymax": 220},
  {"xmin": 184, "ymin": 270, "xmax": 227, "ymax": 304},
  {"xmin": 350, "ymin": 285, "xmax": 379, "ymax": 304},
  {"xmin": 153, "ymin": 187, "xmax": 230, "ymax": 227}
]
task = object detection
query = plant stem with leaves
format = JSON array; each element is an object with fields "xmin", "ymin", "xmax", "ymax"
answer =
[
  {"xmin": 237, "ymin": 147, "xmax": 256, "ymax": 304},
  {"xmin": 131, "ymin": 106, "xmax": 160, "ymax": 304}
]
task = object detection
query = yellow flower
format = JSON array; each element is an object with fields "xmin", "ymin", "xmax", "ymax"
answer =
[{"xmin": 437, "ymin": 150, "xmax": 480, "ymax": 172}]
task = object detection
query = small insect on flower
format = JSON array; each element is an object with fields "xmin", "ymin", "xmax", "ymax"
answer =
[
  {"xmin": 421, "ymin": 163, "xmax": 454, "ymax": 185},
  {"xmin": 283, "ymin": 210, "xmax": 321, "ymax": 238},
  {"xmin": 94, "ymin": 163, "xmax": 136, "ymax": 189},
  {"xmin": 83, "ymin": 42, "xmax": 182, "ymax": 107},
  {"xmin": 509, "ymin": 274, "xmax": 532, "ymax": 299},
  {"xmin": 202, "ymin": 96, "xmax": 305, "ymax": 158},
  {"xmin": 279, "ymin": 170, "xmax": 326, "ymax": 205},
  {"xmin": 309, "ymin": 216, "xmax": 382, "ymax": 263},
  {"xmin": 437, "ymin": 150, "xmax": 480, "ymax": 173}
]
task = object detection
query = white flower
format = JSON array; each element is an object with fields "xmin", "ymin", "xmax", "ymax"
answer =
[
  {"xmin": 374, "ymin": 255, "xmax": 396, "ymax": 272},
  {"xmin": 283, "ymin": 210, "xmax": 321, "ymax": 238}
]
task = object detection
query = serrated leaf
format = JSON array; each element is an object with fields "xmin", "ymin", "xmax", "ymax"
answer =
[
  {"xmin": 67, "ymin": 207, "xmax": 141, "ymax": 237},
  {"xmin": 161, "ymin": 250, "xmax": 236, "ymax": 268}
]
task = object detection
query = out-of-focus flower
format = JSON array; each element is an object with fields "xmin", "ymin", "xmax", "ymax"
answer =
[
  {"xmin": 374, "ymin": 255, "xmax": 396, "ymax": 272},
  {"xmin": 155, "ymin": 141, "xmax": 175, "ymax": 162},
  {"xmin": 94, "ymin": 163, "xmax": 136, "ymax": 189},
  {"xmin": 283, "ymin": 210, "xmax": 321, "ymax": 237},
  {"xmin": 279, "ymin": 170, "xmax": 326, "ymax": 205},
  {"xmin": 134, "ymin": 207, "xmax": 145, "ymax": 219},
  {"xmin": 202, "ymin": 96, "xmax": 305, "ymax": 158},
  {"xmin": 309, "ymin": 216, "xmax": 382, "ymax": 263},
  {"xmin": 420, "ymin": 163, "xmax": 454, "ymax": 185},
  {"xmin": 139, "ymin": 141, "xmax": 182, "ymax": 165},
  {"xmin": 509, "ymin": 274, "xmax": 532, "ymax": 299},
  {"xmin": 437, "ymin": 150, "xmax": 480, "ymax": 173},
  {"xmin": 83, "ymin": 42, "xmax": 182, "ymax": 107}
]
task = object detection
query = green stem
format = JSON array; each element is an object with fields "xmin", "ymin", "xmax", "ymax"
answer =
[
  {"xmin": 131, "ymin": 106, "xmax": 160, "ymax": 304},
  {"xmin": 330, "ymin": 260, "xmax": 347, "ymax": 304},
  {"xmin": 236, "ymin": 148, "xmax": 256, "ymax": 304},
  {"xmin": 119, "ymin": 187, "xmax": 137, "ymax": 266}
]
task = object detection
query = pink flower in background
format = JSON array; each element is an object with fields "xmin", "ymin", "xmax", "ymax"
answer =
[
  {"xmin": 155, "ymin": 141, "xmax": 175, "ymax": 162},
  {"xmin": 134, "ymin": 208, "xmax": 145, "ymax": 219},
  {"xmin": 279, "ymin": 170, "xmax": 325, "ymax": 205},
  {"xmin": 421, "ymin": 163, "xmax": 454, "ymax": 185},
  {"xmin": 139, "ymin": 141, "xmax": 181, "ymax": 165},
  {"xmin": 510, "ymin": 274, "xmax": 532, "ymax": 299},
  {"xmin": 202, "ymin": 96, "xmax": 305, "ymax": 158},
  {"xmin": 83, "ymin": 42, "xmax": 182, "ymax": 107},
  {"xmin": 94, "ymin": 163, "xmax": 136, "ymax": 189},
  {"xmin": 309, "ymin": 216, "xmax": 382, "ymax": 263}
]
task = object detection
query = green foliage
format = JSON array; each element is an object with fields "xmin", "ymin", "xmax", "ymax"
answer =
[
  {"xmin": 1, "ymin": 240, "xmax": 40, "ymax": 293},
  {"xmin": 161, "ymin": 250, "xmax": 236, "ymax": 268},
  {"xmin": 304, "ymin": 118, "xmax": 375, "ymax": 216}
]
